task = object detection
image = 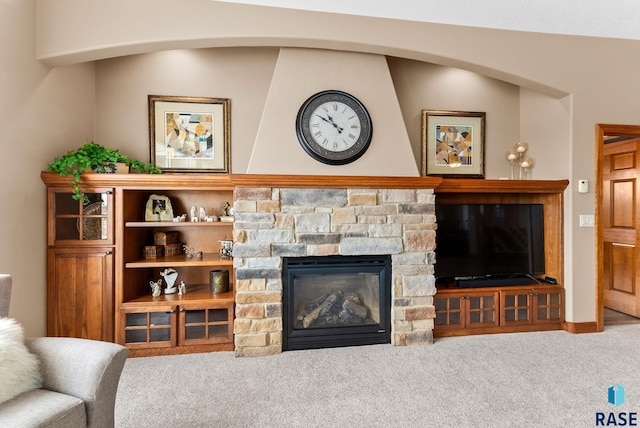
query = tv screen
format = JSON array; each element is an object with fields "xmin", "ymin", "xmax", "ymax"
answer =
[{"xmin": 435, "ymin": 203, "xmax": 545, "ymax": 282}]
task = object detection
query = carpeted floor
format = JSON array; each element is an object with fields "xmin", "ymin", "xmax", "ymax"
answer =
[{"xmin": 115, "ymin": 324, "xmax": 640, "ymax": 427}]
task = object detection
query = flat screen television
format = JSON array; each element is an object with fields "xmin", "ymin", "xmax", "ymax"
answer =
[{"xmin": 435, "ymin": 203, "xmax": 545, "ymax": 285}]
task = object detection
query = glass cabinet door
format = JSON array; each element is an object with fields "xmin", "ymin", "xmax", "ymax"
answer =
[{"xmin": 49, "ymin": 188, "xmax": 114, "ymax": 245}]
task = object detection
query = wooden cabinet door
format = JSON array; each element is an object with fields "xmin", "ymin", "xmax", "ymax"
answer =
[
  {"xmin": 501, "ymin": 289, "xmax": 532, "ymax": 326},
  {"xmin": 178, "ymin": 302, "xmax": 234, "ymax": 346},
  {"xmin": 119, "ymin": 305, "xmax": 177, "ymax": 350},
  {"xmin": 435, "ymin": 292, "xmax": 465, "ymax": 331},
  {"xmin": 465, "ymin": 291, "xmax": 499, "ymax": 329},
  {"xmin": 47, "ymin": 247, "xmax": 113, "ymax": 341},
  {"xmin": 532, "ymin": 288, "xmax": 563, "ymax": 324},
  {"xmin": 48, "ymin": 188, "xmax": 114, "ymax": 246},
  {"xmin": 435, "ymin": 290, "xmax": 499, "ymax": 331},
  {"xmin": 501, "ymin": 287, "xmax": 564, "ymax": 326}
]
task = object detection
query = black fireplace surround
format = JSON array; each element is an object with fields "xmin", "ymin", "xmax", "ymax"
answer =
[{"xmin": 282, "ymin": 254, "xmax": 392, "ymax": 351}]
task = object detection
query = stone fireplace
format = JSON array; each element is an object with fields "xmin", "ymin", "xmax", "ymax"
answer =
[{"xmin": 231, "ymin": 184, "xmax": 437, "ymax": 357}]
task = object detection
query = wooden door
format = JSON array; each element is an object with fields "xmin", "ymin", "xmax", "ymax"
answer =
[
  {"xmin": 47, "ymin": 247, "xmax": 114, "ymax": 341},
  {"xmin": 603, "ymin": 138, "xmax": 640, "ymax": 316}
]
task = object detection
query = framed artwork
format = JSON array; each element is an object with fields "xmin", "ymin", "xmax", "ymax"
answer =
[
  {"xmin": 149, "ymin": 95, "xmax": 230, "ymax": 173},
  {"xmin": 421, "ymin": 110, "xmax": 485, "ymax": 177}
]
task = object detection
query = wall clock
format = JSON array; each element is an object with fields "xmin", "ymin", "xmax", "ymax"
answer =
[{"xmin": 296, "ymin": 90, "xmax": 373, "ymax": 165}]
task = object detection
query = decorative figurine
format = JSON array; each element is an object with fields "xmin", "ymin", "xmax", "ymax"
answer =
[
  {"xmin": 199, "ymin": 207, "xmax": 207, "ymax": 222},
  {"xmin": 190, "ymin": 205, "xmax": 198, "ymax": 222},
  {"xmin": 219, "ymin": 240, "xmax": 233, "ymax": 258},
  {"xmin": 149, "ymin": 279, "xmax": 162, "ymax": 297},
  {"xmin": 160, "ymin": 268, "xmax": 178, "ymax": 294},
  {"xmin": 145, "ymin": 195, "xmax": 175, "ymax": 222},
  {"xmin": 183, "ymin": 245, "xmax": 196, "ymax": 258},
  {"xmin": 220, "ymin": 202, "xmax": 234, "ymax": 222},
  {"xmin": 173, "ymin": 214, "xmax": 187, "ymax": 222},
  {"xmin": 178, "ymin": 281, "xmax": 186, "ymax": 296}
]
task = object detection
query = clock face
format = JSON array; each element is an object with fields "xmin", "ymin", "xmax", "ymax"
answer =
[{"xmin": 296, "ymin": 90, "xmax": 373, "ymax": 165}]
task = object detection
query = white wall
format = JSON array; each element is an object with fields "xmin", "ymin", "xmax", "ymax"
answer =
[
  {"xmin": 0, "ymin": 0, "xmax": 95, "ymax": 336},
  {"xmin": 95, "ymin": 48, "xmax": 279, "ymax": 170}
]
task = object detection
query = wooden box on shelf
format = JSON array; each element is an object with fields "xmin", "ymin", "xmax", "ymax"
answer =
[
  {"xmin": 164, "ymin": 242, "xmax": 183, "ymax": 256},
  {"xmin": 154, "ymin": 231, "xmax": 179, "ymax": 246},
  {"xmin": 144, "ymin": 245, "xmax": 164, "ymax": 259}
]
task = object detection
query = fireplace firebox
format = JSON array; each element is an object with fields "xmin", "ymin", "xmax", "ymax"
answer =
[{"xmin": 282, "ymin": 255, "xmax": 392, "ymax": 351}]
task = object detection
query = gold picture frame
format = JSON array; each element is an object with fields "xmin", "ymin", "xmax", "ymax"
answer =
[
  {"xmin": 421, "ymin": 110, "xmax": 485, "ymax": 177},
  {"xmin": 149, "ymin": 95, "xmax": 230, "ymax": 173}
]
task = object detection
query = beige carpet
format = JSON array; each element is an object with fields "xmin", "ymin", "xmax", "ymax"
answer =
[{"xmin": 115, "ymin": 324, "xmax": 640, "ymax": 427}]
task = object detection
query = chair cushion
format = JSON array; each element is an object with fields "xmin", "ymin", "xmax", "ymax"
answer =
[
  {"xmin": 0, "ymin": 318, "xmax": 43, "ymax": 404},
  {"xmin": 0, "ymin": 388, "xmax": 86, "ymax": 428}
]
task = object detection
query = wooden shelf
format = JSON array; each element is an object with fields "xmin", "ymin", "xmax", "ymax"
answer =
[
  {"xmin": 125, "ymin": 221, "xmax": 233, "ymax": 228},
  {"xmin": 41, "ymin": 171, "xmax": 235, "ymax": 190},
  {"xmin": 123, "ymin": 284, "xmax": 234, "ymax": 306},
  {"xmin": 435, "ymin": 178, "xmax": 569, "ymax": 194},
  {"xmin": 126, "ymin": 254, "xmax": 233, "ymax": 268}
]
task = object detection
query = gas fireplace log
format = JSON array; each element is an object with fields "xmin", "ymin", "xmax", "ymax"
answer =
[
  {"xmin": 342, "ymin": 299, "xmax": 368, "ymax": 319},
  {"xmin": 303, "ymin": 292, "xmax": 339, "ymax": 328}
]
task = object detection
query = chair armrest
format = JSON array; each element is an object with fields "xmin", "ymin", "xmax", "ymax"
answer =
[{"xmin": 26, "ymin": 337, "xmax": 128, "ymax": 428}]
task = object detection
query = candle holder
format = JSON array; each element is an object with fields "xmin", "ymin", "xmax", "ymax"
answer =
[
  {"xmin": 506, "ymin": 142, "xmax": 534, "ymax": 179},
  {"xmin": 514, "ymin": 142, "xmax": 529, "ymax": 157},
  {"xmin": 519, "ymin": 157, "xmax": 534, "ymax": 180},
  {"xmin": 505, "ymin": 150, "xmax": 518, "ymax": 179}
]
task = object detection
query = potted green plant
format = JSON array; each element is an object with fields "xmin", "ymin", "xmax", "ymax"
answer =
[{"xmin": 48, "ymin": 141, "xmax": 162, "ymax": 202}]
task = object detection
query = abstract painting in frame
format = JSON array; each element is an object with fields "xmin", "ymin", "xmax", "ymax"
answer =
[
  {"xmin": 421, "ymin": 110, "xmax": 485, "ymax": 177},
  {"xmin": 149, "ymin": 95, "xmax": 230, "ymax": 173}
]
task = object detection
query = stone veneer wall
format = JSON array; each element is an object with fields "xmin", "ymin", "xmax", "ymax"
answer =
[{"xmin": 232, "ymin": 187, "xmax": 437, "ymax": 357}]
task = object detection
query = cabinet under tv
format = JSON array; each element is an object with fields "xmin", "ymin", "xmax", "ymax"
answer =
[{"xmin": 433, "ymin": 179, "xmax": 568, "ymax": 337}]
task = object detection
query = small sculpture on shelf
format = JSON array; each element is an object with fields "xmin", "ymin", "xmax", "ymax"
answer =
[
  {"xmin": 219, "ymin": 240, "xmax": 233, "ymax": 258},
  {"xmin": 173, "ymin": 214, "xmax": 187, "ymax": 222},
  {"xmin": 220, "ymin": 202, "xmax": 234, "ymax": 222},
  {"xmin": 183, "ymin": 245, "xmax": 204, "ymax": 259},
  {"xmin": 149, "ymin": 279, "xmax": 162, "ymax": 297},
  {"xmin": 145, "ymin": 195, "xmax": 174, "ymax": 221},
  {"xmin": 160, "ymin": 268, "xmax": 178, "ymax": 294},
  {"xmin": 178, "ymin": 281, "xmax": 186, "ymax": 296}
]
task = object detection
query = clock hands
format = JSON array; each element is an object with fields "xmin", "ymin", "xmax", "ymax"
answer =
[{"xmin": 315, "ymin": 114, "xmax": 344, "ymax": 134}]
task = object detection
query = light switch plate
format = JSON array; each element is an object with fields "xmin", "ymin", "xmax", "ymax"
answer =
[{"xmin": 579, "ymin": 214, "xmax": 594, "ymax": 227}]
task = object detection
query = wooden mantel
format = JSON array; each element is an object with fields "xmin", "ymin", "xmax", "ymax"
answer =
[
  {"xmin": 41, "ymin": 171, "xmax": 568, "ymax": 193},
  {"xmin": 230, "ymin": 174, "xmax": 443, "ymax": 189},
  {"xmin": 436, "ymin": 178, "xmax": 569, "ymax": 193}
]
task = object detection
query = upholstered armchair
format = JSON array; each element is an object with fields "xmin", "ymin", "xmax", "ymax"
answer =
[{"xmin": 0, "ymin": 274, "xmax": 129, "ymax": 428}]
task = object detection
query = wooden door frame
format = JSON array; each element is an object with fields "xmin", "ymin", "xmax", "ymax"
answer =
[{"xmin": 595, "ymin": 123, "xmax": 640, "ymax": 331}]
